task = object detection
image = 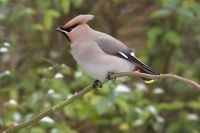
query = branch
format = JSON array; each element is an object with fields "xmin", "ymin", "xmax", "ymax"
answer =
[
  {"xmin": 3, "ymin": 72, "xmax": 200, "ymax": 132},
  {"xmin": 3, "ymin": 85, "xmax": 93, "ymax": 133},
  {"xmin": 110, "ymin": 72, "xmax": 200, "ymax": 90}
]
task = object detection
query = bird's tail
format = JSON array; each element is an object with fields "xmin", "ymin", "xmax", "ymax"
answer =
[{"xmin": 133, "ymin": 66, "xmax": 159, "ymax": 83}]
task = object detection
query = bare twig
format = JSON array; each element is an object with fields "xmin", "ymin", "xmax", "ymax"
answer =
[
  {"xmin": 3, "ymin": 72, "xmax": 200, "ymax": 133},
  {"xmin": 3, "ymin": 85, "xmax": 93, "ymax": 133},
  {"xmin": 110, "ymin": 72, "xmax": 200, "ymax": 90}
]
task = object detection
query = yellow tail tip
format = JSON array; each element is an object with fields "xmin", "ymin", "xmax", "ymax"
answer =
[{"xmin": 144, "ymin": 79, "xmax": 155, "ymax": 84}]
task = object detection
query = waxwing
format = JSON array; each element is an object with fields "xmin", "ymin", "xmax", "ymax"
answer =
[{"xmin": 56, "ymin": 14, "xmax": 159, "ymax": 88}]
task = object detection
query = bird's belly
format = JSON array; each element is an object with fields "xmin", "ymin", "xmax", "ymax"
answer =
[{"xmin": 73, "ymin": 55, "xmax": 134, "ymax": 81}]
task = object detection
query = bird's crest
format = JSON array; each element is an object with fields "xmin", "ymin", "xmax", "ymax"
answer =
[{"xmin": 63, "ymin": 14, "xmax": 94, "ymax": 29}]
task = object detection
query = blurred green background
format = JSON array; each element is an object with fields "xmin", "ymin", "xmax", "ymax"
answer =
[{"xmin": 1, "ymin": 0, "xmax": 200, "ymax": 133}]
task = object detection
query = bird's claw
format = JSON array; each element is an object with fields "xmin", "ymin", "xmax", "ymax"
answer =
[
  {"xmin": 93, "ymin": 80, "xmax": 102, "ymax": 89},
  {"xmin": 107, "ymin": 72, "xmax": 116, "ymax": 80}
]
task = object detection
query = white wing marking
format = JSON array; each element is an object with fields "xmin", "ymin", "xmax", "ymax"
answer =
[
  {"xmin": 131, "ymin": 52, "xmax": 135, "ymax": 57},
  {"xmin": 119, "ymin": 52, "xmax": 128, "ymax": 59}
]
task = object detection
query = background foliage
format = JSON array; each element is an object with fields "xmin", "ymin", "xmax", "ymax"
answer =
[{"xmin": 0, "ymin": 0, "xmax": 200, "ymax": 133}]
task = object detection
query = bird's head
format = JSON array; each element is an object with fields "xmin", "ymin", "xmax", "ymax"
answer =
[{"xmin": 56, "ymin": 14, "xmax": 94, "ymax": 42}]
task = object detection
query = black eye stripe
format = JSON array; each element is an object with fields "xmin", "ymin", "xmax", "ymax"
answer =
[
  {"xmin": 65, "ymin": 24, "xmax": 79, "ymax": 32},
  {"xmin": 71, "ymin": 24, "xmax": 79, "ymax": 28}
]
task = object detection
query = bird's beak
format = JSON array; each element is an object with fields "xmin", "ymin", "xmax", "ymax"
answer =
[{"xmin": 56, "ymin": 28, "xmax": 70, "ymax": 42}]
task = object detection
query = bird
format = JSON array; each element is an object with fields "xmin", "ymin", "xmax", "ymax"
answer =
[{"xmin": 56, "ymin": 14, "xmax": 159, "ymax": 88}]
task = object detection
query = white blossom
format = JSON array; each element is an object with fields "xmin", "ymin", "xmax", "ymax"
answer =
[
  {"xmin": 41, "ymin": 117, "xmax": 55, "ymax": 123},
  {"xmin": 8, "ymin": 99, "xmax": 18, "ymax": 106},
  {"xmin": 153, "ymin": 87, "xmax": 165, "ymax": 94},
  {"xmin": 54, "ymin": 73, "xmax": 63, "ymax": 78},
  {"xmin": 115, "ymin": 84, "xmax": 130, "ymax": 93},
  {"xmin": 146, "ymin": 105, "xmax": 157, "ymax": 114},
  {"xmin": 0, "ymin": 47, "xmax": 8, "ymax": 53},
  {"xmin": 187, "ymin": 113, "xmax": 198, "ymax": 121}
]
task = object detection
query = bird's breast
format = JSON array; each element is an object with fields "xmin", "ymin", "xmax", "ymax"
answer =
[{"xmin": 70, "ymin": 43, "xmax": 134, "ymax": 81}]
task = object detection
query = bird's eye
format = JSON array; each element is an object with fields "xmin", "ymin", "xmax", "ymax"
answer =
[
  {"xmin": 66, "ymin": 24, "xmax": 79, "ymax": 32},
  {"xmin": 67, "ymin": 27, "xmax": 74, "ymax": 32}
]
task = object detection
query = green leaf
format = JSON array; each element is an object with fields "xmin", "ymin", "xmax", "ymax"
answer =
[
  {"xmin": 24, "ymin": 7, "xmax": 36, "ymax": 15},
  {"xmin": 32, "ymin": 24, "xmax": 44, "ymax": 31},
  {"xmin": 164, "ymin": 30, "xmax": 181, "ymax": 45},
  {"xmin": 178, "ymin": 8, "xmax": 194, "ymax": 19},
  {"xmin": 42, "ymin": 34, "xmax": 49, "ymax": 45},
  {"xmin": 96, "ymin": 98, "xmax": 111, "ymax": 115},
  {"xmin": 187, "ymin": 101, "xmax": 200, "ymax": 109},
  {"xmin": 61, "ymin": 0, "xmax": 70, "ymax": 14},
  {"xmin": 43, "ymin": 9, "xmax": 60, "ymax": 30},
  {"xmin": 112, "ymin": 0, "xmax": 123, "ymax": 4},
  {"xmin": 92, "ymin": 97, "xmax": 112, "ymax": 115},
  {"xmin": 182, "ymin": 0, "xmax": 195, "ymax": 9},
  {"xmin": 119, "ymin": 122, "xmax": 130, "ymax": 131},
  {"xmin": 30, "ymin": 127, "xmax": 45, "ymax": 133},
  {"xmin": 158, "ymin": 101, "xmax": 184, "ymax": 110},
  {"xmin": 147, "ymin": 27, "xmax": 162, "ymax": 47},
  {"xmin": 150, "ymin": 8, "xmax": 172, "ymax": 18},
  {"xmin": 115, "ymin": 98, "xmax": 129, "ymax": 113},
  {"xmin": 161, "ymin": 0, "xmax": 180, "ymax": 9},
  {"xmin": 72, "ymin": 0, "xmax": 83, "ymax": 8},
  {"xmin": 60, "ymin": 64, "xmax": 72, "ymax": 75},
  {"xmin": 8, "ymin": 8, "xmax": 35, "ymax": 23},
  {"xmin": 0, "ymin": 13, "xmax": 6, "ymax": 20}
]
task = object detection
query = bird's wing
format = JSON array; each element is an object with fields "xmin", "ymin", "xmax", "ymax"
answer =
[
  {"xmin": 95, "ymin": 36, "xmax": 131, "ymax": 57},
  {"xmin": 95, "ymin": 36, "xmax": 159, "ymax": 75}
]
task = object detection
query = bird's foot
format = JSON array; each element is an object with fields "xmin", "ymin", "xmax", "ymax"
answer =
[
  {"xmin": 93, "ymin": 80, "xmax": 103, "ymax": 89},
  {"xmin": 107, "ymin": 72, "xmax": 116, "ymax": 81}
]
